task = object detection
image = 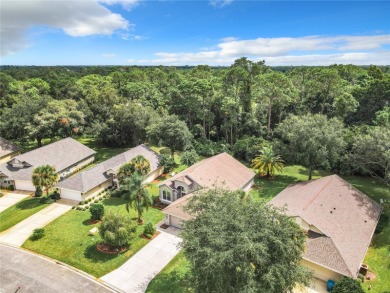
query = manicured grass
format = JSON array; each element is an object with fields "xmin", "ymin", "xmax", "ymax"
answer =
[
  {"xmin": 77, "ymin": 137, "xmax": 128, "ymax": 162},
  {"xmin": 146, "ymin": 166, "xmax": 390, "ymax": 293},
  {"xmin": 23, "ymin": 197, "xmax": 165, "ymax": 277},
  {"xmin": 0, "ymin": 197, "xmax": 49, "ymax": 232}
]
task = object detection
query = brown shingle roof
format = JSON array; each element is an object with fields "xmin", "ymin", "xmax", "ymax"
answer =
[
  {"xmin": 162, "ymin": 193, "xmax": 195, "ymax": 221},
  {"xmin": 0, "ymin": 137, "xmax": 19, "ymax": 158},
  {"xmin": 56, "ymin": 144, "xmax": 161, "ymax": 193},
  {"xmin": 0, "ymin": 138, "xmax": 95, "ymax": 181},
  {"xmin": 269, "ymin": 175, "xmax": 382, "ymax": 278},
  {"xmin": 159, "ymin": 152, "xmax": 255, "ymax": 191}
]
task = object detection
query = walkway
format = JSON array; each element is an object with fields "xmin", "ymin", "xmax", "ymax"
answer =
[
  {"xmin": 101, "ymin": 231, "xmax": 182, "ymax": 293},
  {"xmin": 0, "ymin": 243, "xmax": 115, "ymax": 293},
  {"xmin": 0, "ymin": 200, "xmax": 73, "ymax": 246},
  {"xmin": 0, "ymin": 190, "xmax": 31, "ymax": 213}
]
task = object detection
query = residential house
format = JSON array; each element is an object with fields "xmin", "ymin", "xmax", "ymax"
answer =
[
  {"xmin": 269, "ymin": 175, "xmax": 381, "ymax": 283},
  {"xmin": 160, "ymin": 152, "xmax": 255, "ymax": 227},
  {"xmin": 0, "ymin": 137, "xmax": 20, "ymax": 164},
  {"xmin": 56, "ymin": 144, "xmax": 162, "ymax": 202},
  {"xmin": 0, "ymin": 138, "xmax": 95, "ymax": 191}
]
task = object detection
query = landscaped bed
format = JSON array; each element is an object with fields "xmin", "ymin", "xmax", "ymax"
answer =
[
  {"xmin": 146, "ymin": 165, "xmax": 390, "ymax": 293},
  {"xmin": 0, "ymin": 197, "xmax": 50, "ymax": 232},
  {"xmin": 22, "ymin": 197, "xmax": 165, "ymax": 278}
]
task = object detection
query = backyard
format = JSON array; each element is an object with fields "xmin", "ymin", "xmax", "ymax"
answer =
[{"xmin": 147, "ymin": 165, "xmax": 390, "ymax": 293}]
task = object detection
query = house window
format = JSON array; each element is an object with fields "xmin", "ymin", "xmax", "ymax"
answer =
[
  {"xmin": 176, "ymin": 186, "xmax": 186, "ymax": 198},
  {"xmin": 162, "ymin": 190, "xmax": 171, "ymax": 201}
]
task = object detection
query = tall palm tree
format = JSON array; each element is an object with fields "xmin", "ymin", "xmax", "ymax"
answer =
[
  {"xmin": 32, "ymin": 165, "xmax": 58, "ymax": 196},
  {"xmin": 252, "ymin": 146, "xmax": 284, "ymax": 177},
  {"xmin": 130, "ymin": 155, "xmax": 151, "ymax": 176},
  {"xmin": 122, "ymin": 174, "xmax": 153, "ymax": 224}
]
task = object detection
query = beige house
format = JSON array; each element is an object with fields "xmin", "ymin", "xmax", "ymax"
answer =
[
  {"xmin": 0, "ymin": 137, "xmax": 20, "ymax": 164},
  {"xmin": 57, "ymin": 144, "xmax": 163, "ymax": 202},
  {"xmin": 269, "ymin": 175, "xmax": 382, "ymax": 283},
  {"xmin": 0, "ymin": 138, "xmax": 95, "ymax": 191},
  {"xmin": 160, "ymin": 152, "xmax": 255, "ymax": 227}
]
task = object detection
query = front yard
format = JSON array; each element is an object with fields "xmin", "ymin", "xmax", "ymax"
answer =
[
  {"xmin": 147, "ymin": 166, "xmax": 390, "ymax": 293},
  {"xmin": 0, "ymin": 196, "xmax": 49, "ymax": 232},
  {"xmin": 23, "ymin": 197, "xmax": 165, "ymax": 277}
]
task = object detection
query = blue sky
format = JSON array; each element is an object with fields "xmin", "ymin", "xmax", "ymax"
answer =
[{"xmin": 1, "ymin": 0, "xmax": 389, "ymax": 66}]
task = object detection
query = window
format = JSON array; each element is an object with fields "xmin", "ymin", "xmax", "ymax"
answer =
[
  {"xmin": 176, "ymin": 186, "xmax": 187, "ymax": 198},
  {"xmin": 162, "ymin": 190, "xmax": 171, "ymax": 201}
]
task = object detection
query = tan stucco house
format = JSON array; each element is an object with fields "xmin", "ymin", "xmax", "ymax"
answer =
[
  {"xmin": 269, "ymin": 175, "xmax": 382, "ymax": 283},
  {"xmin": 56, "ymin": 144, "xmax": 163, "ymax": 202},
  {"xmin": 0, "ymin": 137, "xmax": 20, "ymax": 164},
  {"xmin": 160, "ymin": 152, "xmax": 255, "ymax": 228},
  {"xmin": 0, "ymin": 138, "xmax": 95, "ymax": 191}
]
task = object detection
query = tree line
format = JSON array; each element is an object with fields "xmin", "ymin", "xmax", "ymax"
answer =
[{"xmin": 0, "ymin": 59, "xmax": 389, "ymax": 185}]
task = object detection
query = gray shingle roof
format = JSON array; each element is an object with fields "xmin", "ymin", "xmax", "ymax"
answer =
[
  {"xmin": 0, "ymin": 138, "xmax": 95, "ymax": 181},
  {"xmin": 269, "ymin": 175, "xmax": 382, "ymax": 278},
  {"xmin": 56, "ymin": 144, "xmax": 161, "ymax": 193},
  {"xmin": 0, "ymin": 137, "xmax": 19, "ymax": 158}
]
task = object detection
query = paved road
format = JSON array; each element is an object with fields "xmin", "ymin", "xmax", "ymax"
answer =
[
  {"xmin": 0, "ymin": 201, "xmax": 72, "ymax": 246},
  {"xmin": 0, "ymin": 191, "xmax": 31, "ymax": 213},
  {"xmin": 0, "ymin": 244, "xmax": 115, "ymax": 293},
  {"xmin": 101, "ymin": 231, "xmax": 182, "ymax": 293}
]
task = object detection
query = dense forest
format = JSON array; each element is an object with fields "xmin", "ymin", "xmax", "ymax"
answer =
[{"xmin": 1, "ymin": 59, "xmax": 389, "ymax": 185}]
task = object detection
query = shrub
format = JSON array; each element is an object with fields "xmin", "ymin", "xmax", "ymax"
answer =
[
  {"xmin": 160, "ymin": 154, "xmax": 175, "ymax": 173},
  {"xmin": 9, "ymin": 184, "xmax": 15, "ymax": 191},
  {"xmin": 332, "ymin": 277, "xmax": 364, "ymax": 293},
  {"xmin": 100, "ymin": 212, "xmax": 137, "ymax": 248},
  {"xmin": 0, "ymin": 192, "xmax": 3, "ymax": 198},
  {"xmin": 39, "ymin": 196, "xmax": 54, "ymax": 204},
  {"xmin": 30, "ymin": 228, "xmax": 45, "ymax": 240},
  {"xmin": 180, "ymin": 150, "xmax": 200, "ymax": 166},
  {"xmin": 143, "ymin": 222, "xmax": 156, "ymax": 238},
  {"xmin": 233, "ymin": 136, "xmax": 268, "ymax": 162},
  {"xmin": 35, "ymin": 186, "xmax": 43, "ymax": 197},
  {"xmin": 194, "ymin": 139, "xmax": 231, "ymax": 157},
  {"xmin": 94, "ymin": 199, "xmax": 99, "ymax": 203},
  {"xmin": 90, "ymin": 203, "xmax": 105, "ymax": 220}
]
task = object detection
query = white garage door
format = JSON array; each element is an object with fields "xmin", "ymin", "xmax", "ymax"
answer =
[
  {"xmin": 170, "ymin": 216, "xmax": 183, "ymax": 228},
  {"xmin": 14, "ymin": 180, "xmax": 35, "ymax": 191},
  {"xmin": 60, "ymin": 188, "xmax": 82, "ymax": 202}
]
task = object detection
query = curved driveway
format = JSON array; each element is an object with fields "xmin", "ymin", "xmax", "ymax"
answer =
[{"xmin": 0, "ymin": 244, "xmax": 117, "ymax": 293}]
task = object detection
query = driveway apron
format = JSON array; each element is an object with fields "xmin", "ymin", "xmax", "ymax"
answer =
[{"xmin": 101, "ymin": 231, "xmax": 182, "ymax": 293}]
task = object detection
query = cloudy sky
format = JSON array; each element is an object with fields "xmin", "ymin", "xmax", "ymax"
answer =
[{"xmin": 1, "ymin": 0, "xmax": 389, "ymax": 66}]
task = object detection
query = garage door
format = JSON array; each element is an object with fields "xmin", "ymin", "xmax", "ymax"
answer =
[
  {"xmin": 170, "ymin": 216, "xmax": 183, "ymax": 228},
  {"xmin": 60, "ymin": 188, "xmax": 82, "ymax": 202},
  {"xmin": 14, "ymin": 180, "xmax": 35, "ymax": 192}
]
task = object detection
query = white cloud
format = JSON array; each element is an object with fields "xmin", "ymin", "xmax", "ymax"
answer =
[
  {"xmin": 129, "ymin": 34, "xmax": 390, "ymax": 66},
  {"xmin": 102, "ymin": 53, "xmax": 116, "ymax": 58},
  {"xmin": 210, "ymin": 0, "xmax": 234, "ymax": 8},
  {"xmin": 99, "ymin": 0, "xmax": 139, "ymax": 11},
  {"xmin": 1, "ymin": 0, "xmax": 133, "ymax": 56}
]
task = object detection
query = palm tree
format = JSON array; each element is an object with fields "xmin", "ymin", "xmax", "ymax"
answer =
[
  {"xmin": 130, "ymin": 155, "xmax": 151, "ymax": 176},
  {"xmin": 252, "ymin": 146, "xmax": 284, "ymax": 177},
  {"xmin": 32, "ymin": 165, "xmax": 58, "ymax": 196},
  {"xmin": 122, "ymin": 174, "xmax": 153, "ymax": 224}
]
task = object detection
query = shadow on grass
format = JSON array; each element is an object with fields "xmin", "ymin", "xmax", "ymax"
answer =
[
  {"xmin": 147, "ymin": 270, "xmax": 194, "ymax": 293},
  {"xmin": 102, "ymin": 197, "xmax": 126, "ymax": 206},
  {"xmin": 15, "ymin": 197, "xmax": 43, "ymax": 210},
  {"xmin": 84, "ymin": 243, "xmax": 120, "ymax": 262}
]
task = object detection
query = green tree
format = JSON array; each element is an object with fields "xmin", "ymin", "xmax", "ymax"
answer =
[
  {"xmin": 252, "ymin": 145, "xmax": 284, "ymax": 177},
  {"xmin": 147, "ymin": 115, "xmax": 193, "ymax": 158},
  {"xmin": 332, "ymin": 277, "xmax": 364, "ymax": 293},
  {"xmin": 122, "ymin": 174, "xmax": 153, "ymax": 224},
  {"xmin": 180, "ymin": 150, "xmax": 200, "ymax": 166},
  {"xmin": 89, "ymin": 203, "xmax": 105, "ymax": 220},
  {"xmin": 130, "ymin": 155, "xmax": 151, "ymax": 176},
  {"xmin": 181, "ymin": 188, "xmax": 312, "ymax": 293},
  {"xmin": 275, "ymin": 114, "xmax": 346, "ymax": 180},
  {"xmin": 31, "ymin": 165, "xmax": 58, "ymax": 196},
  {"xmin": 99, "ymin": 211, "xmax": 137, "ymax": 248}
]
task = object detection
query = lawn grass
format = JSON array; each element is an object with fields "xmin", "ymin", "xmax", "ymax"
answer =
[
  {"xmin": 22, "ymin": 197, "xmax": 165, "ymax": 277},
  {"xmin": 77, "ymin": 137, "xmax": 128, "ymax": 162},
  {"xmin": 146, "ymin": 165, "xmax": 390, "ymax": 293},
  {"xmin": 0, "ymin": 197, "xmax": 50, "ymax": 232}
]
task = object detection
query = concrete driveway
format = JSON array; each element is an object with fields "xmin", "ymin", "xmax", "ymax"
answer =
[
  {"xmin": 0, "ymin": 200, "xmax": 72, "ymax": 246},
  {"xmin": 0, "ymin": 243, "xmax": 115, "ymax": 293},
  {"xmin": 101, "ymin": 231, "xmax": 182, "ymax": 293},
  {"xmin": 0, "ymin": 190, "xmax": 32, "ymax": 213}
]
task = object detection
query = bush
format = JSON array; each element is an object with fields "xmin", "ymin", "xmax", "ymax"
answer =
[
  {"xmin": 143, "ymin": 222, "xmax": 156, "ymax": 238},
  {"xmin": 100, "ymin": 212, "xmax": 137, "ymax": 248},
  {"xmin": 94, "ymin": 199, "xmax": 99, "ymax": 203},
  {"xmin": 0, "ymin": 192, "xmax": 3, "ymax": 198},
  {"xmin": 35, "ymin": 186, "xmax": 42, "ymax": 197},
  {"xmin": 193, "ymin": 139, "xmax": 231, "ymax": 157},
  {"xmin": 9, "ymin": 184, "xmax": 15, "ymax": 191},
  {"xmin": 180, "ymin": 150, "xmax": 200, "ymax": 166},
  {"xmin": 160, "ymin": 154, "xmax": 175, "ymax": 173},
  {"xmin": 30, "ymin": 228, "xmax": 45, "ymax": 240},
  {"xmin": 332, "ymin": 277, "xmax": 364, "ymax": 293},
  {"xmin": 233, "ymin": 136, "xmax": 268, "ymax": 162},
  {"xmin": 39, "ymin": 196, "xmax": 55, "ymax": 204},
  {"xmin": 90, "ymin": 203, "xmax": 105, "ymax": 220}
]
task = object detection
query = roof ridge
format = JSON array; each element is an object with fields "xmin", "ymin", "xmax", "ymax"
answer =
[
  {"xmin": 327, "ymin": 236, "xmax": 355, "ymax": 277},
  {"xmin": 303, "ymin": 175, "xmax": 334, "ymax": 210}
]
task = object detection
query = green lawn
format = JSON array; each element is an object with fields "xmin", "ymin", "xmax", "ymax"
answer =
[
  {"xmin": 146, "ymin": 166, "xmax": 390, "ymax": 293},
  {"xmin": 77, "ymin": 137, "xmax": 129, "ymax": 163},
  {"xmin": 23, "ymin": 197, "xmax": 165, "ymax": 277},
  {"xmin": 0, "ymin": 197, "xmax": 50, "ymax": 232}
]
